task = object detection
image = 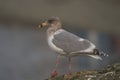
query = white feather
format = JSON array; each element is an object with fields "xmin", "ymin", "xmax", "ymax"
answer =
[
  {"xmin": 80, "ymin": 43, "xmax": 96, "ymax": 53},
  {"xmin": 78, "ymin": 38, "xmax": 84, "ymax": 41},
  {"xmin": 54, "ymin": 29, "xmax": 64, "ymax": 35},
  {"xmin": 88, "ymin": 55, "xmax": 102, "ymax": 60},
  {"xmin": 47, "ymin": 29, "xmax": 66, "ymax": 55}
]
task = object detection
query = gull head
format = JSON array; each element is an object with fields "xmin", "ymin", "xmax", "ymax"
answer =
[{"xmin": 39, "ymin": 17, "xmax": 61, "ymax": 28}]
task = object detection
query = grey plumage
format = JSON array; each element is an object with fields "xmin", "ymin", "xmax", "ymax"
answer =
[
  {"xmin": 52, "ymin": 29, "xmax": 92, "ymax": 53},
  {"xmin": 39, "ymin": 17, "xmax": 109, "ymax": 77},
  {"xmin": 40, "ymin": 17, "xmax": 108, "ymax": 60}
]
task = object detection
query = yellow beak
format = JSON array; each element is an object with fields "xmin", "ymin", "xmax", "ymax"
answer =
[{"xmin": 38, "ymin": 22, "xmax": 48, "ymax": 28}]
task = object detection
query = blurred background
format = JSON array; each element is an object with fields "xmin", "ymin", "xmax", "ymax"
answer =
[{"xmin": 0, "ymin": 0, "xmax": 120, "ymax": 80}]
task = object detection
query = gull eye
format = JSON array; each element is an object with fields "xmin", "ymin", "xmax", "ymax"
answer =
[{"xmin": 48, "ymin": 20, "xmax": 54, "ymax": 23}]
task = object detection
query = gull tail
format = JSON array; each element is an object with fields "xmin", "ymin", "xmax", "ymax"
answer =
[
  {"xmin": 88, "ymin": 55, "xmax": 102, "ymax": 60},
  {"xmin": 99, "ymin": 51, "xmax": 109, "ymax": 57},
  {"xmin": 88, "ymin": 49, "xmax": 109, "ymax": 60}
]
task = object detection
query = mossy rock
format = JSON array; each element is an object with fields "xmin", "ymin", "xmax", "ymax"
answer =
[{"xmin": 46, "ymin": 63, "xmax": 120, "ymax": 80}]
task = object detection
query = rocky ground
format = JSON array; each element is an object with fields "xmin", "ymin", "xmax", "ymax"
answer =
[{"xmin": 46, "ymin": 63, "xmax": 120, "ymax": 80}]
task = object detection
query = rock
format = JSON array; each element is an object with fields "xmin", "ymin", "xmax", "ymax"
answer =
[{"xmin": 46, "ymin": 63, "xmax": 120, "ymax": 80}]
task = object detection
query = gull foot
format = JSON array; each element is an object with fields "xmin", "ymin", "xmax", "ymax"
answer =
[{"xmin": 51, "ymin": 70, "xmax": 58, "ymax": 78}]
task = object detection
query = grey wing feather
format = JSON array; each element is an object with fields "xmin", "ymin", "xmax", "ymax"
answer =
[{"xmin": 52, "ymin": 30, "xmax": 92, "ymax": 53}]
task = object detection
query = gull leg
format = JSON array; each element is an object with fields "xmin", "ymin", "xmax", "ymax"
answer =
[
  {"xmin": 51, "ymin": 55, "xmax": 60, "ymax": 77},
  {"xmin": 67, "ymin": 57, "xmax": 72, "ymax": 74}
]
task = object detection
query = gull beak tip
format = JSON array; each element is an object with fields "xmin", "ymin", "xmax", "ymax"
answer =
[{"xmin": 38, "ymin": 24, "xmax": 41, "ymax": 28}]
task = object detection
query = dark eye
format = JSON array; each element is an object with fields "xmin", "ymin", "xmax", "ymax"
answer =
[{"xmin": 48, "ymin": 20, "xmax": 54, "ymax": 23}]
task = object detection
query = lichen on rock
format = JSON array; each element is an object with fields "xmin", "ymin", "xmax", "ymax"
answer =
[{"xmin": 46, "ymin": 63, "xmax": 120, "ymax": 80}]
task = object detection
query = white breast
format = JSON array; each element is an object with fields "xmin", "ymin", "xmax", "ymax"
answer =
[{"xmin": 47, "ymin": 29, "xmax": 66, "ymax": 55}]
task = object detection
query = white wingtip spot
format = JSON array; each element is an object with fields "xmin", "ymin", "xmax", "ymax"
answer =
[
  {"xmin": 100, "ymin": 51, "xmax": 109, "ymax": 57},
  {"xmin": 88, "ymin": 55, "xmax": 102, "ymax": 60},
  {"xmin": 78, "ymin": 38, "xmax": 84, "ymax": 41},
  {"xmin": 106, "ymin": 54, "xmax": 109, "ymax": 57}
]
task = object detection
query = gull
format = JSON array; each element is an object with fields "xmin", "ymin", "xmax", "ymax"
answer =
[{"xmin": 39, "ymin": 17, "xmax": 108, "ymax": 77}]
